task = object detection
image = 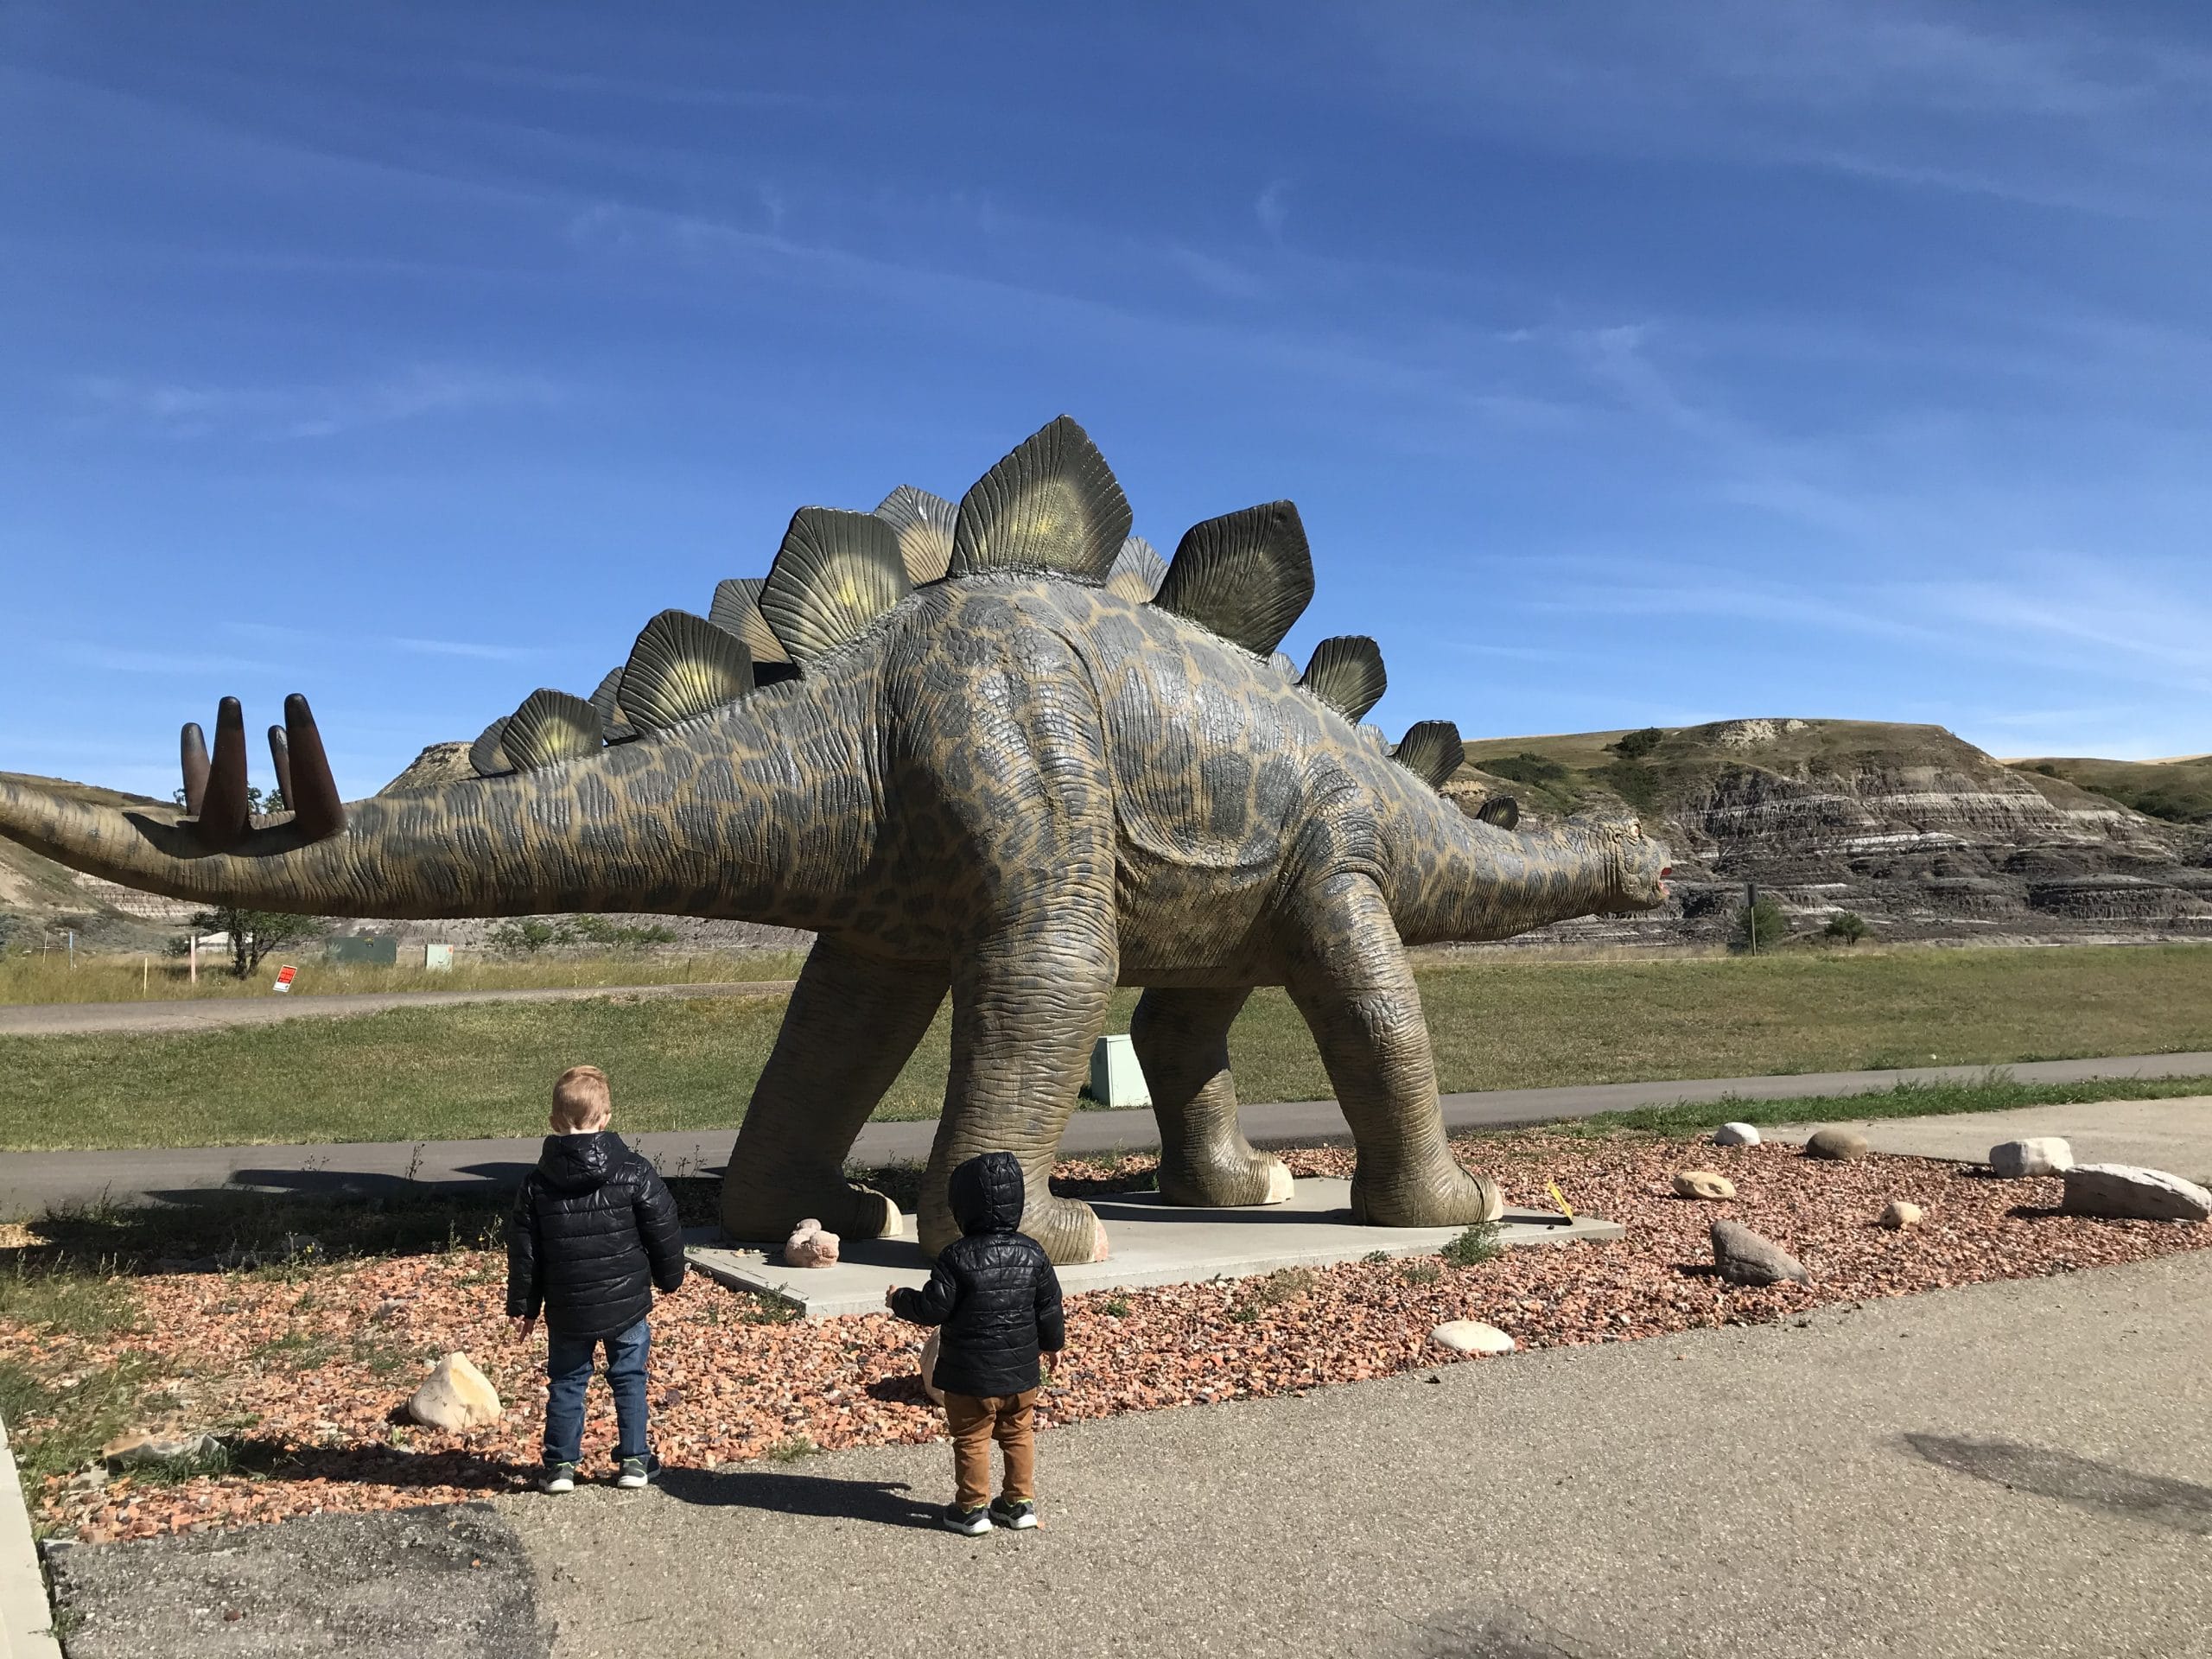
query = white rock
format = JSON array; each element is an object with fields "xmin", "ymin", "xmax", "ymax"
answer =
[
  {"xmin": 918, "ymin": 1328, "xmax": 944, "ymax": 1404},
  {"xmin": 1989, "ymin": 1137, "xmax": 2073, "ymax": 1179},
  {"xmin": 1713, "ymin": 1122, "xmax": 1761, "ymax": 1147},
  {"xmin": 2061, "ymin": 1164, "xmax": 2212, "ymax": 1223},
  {"xmin": 1672, "ymin": 1170, "xmax": 1736, "ymax": 1201},
  {"xmin": 1880, "ymin": 1199, "xmax": 1923, "ymax": 1230},
  {"xmin": 406, "ymin": 1351, "xmax": 502, "ymax": 1431},
  {"xmin": 1430, "ymin": 1320, "xmax": 1516, "ymax": 1356}
]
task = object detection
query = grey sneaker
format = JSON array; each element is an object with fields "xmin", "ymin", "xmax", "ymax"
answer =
[
  {"xmin": 942, "ymin": 1503, "xmax": 991, "ymax": 1536},
  {"xmin": 615, "ymin": 1456, "xmax": 658, "ymax": 1490},
  {"xmin": 989, "ymin": 1497, "xmax": 1039, "ymax": 1530},
  {"xmin": 537, "ymin": 1462, "xmax": 576, "ymax": 1495}
]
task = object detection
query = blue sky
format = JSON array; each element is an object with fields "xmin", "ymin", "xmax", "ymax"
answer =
[{"xmin": 3, "ymin": 2, "xmax": 2209, "ymax": 803}]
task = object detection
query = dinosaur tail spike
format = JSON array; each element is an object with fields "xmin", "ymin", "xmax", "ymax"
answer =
[
  {"xmin": 1390, "ymin": 720, "xmax": 1465, "ymax": 791},
  {"xmin": 500, "ymin": 690, "xmax": 603, "ymax": 772},
  {"xmin": 620, "ymin": 609, "xmax": 754, "ymax": 730},
  {"xmin": 266, "ymin": 724, "xmax": 293, "ymax": 813},
  {"xmin": 468, "ymin": 716, "xmax": 512, "ymax": 779},
  {"xmin": 179, "ymin": 721, "xmax": 210, "ymax": 817},
  {"xmin": 1103, "ymin": 534, "xmax": 1166, "ymax": 603},
  {"xmin": 199, "ymin": 696, "xmax": 252, "ymax": 852},
  {"xmin": 708, "ymin": 577, "xmax": 791, "ymax": 666},
  {"xmin": 1152, "ymin": 500, "xmax": 1313, "ymax": 655},
  {"xmin": 949, "ymin": 414, "xmax": 1131, "ymax": 584},
  {"xmin": 760, "ymin": 507, "xmax": 911, "ymax": 667},
  {"xmin": 1300, "ymin": 635, "xmax": 1387, "ymax": 721},
  {"xmin": 873, "ymin": 486, "xmax": 957, "ymax": 585}
]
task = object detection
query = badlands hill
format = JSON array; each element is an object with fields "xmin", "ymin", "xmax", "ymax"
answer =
[
  {"xmin": 1450, "ymin": 720, "xmax": 2212, "ymax": 948},
  {"xmin": 3, "ymin": 720, "xmax": 2208, "ymax": 954}
]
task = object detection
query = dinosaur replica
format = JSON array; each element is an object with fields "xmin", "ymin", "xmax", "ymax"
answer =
[{"xmin": 0, "ymin": 416, "xmax": 1670, "ymax": 1264}]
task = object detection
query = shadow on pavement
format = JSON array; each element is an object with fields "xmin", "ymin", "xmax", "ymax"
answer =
[
  {"xmin": 657, "ymin": 1465, "xmax": 942, "ymax": 1529},
  {"xmin": 1902, "ymin": 1432, "xmax": 2212, "ymax": 1534}
]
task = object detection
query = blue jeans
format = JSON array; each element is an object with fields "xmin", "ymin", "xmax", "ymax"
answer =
[{"xmin": 543, "ymin": 1319, "xmax": 651, "ymax": 1466}]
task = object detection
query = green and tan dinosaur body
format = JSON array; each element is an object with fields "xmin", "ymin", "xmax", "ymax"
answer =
[{"xmin": 0, "ymin": 418, "xmax": 1669, "ymax": 1262}]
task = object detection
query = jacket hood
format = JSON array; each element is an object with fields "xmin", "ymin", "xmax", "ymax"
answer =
[
  {"xmin": 948, "ymin": 1151, "xmax": 1025, "ymax": 1236},
  {"xmin": 537, "ymin": 1130, "xmax": 624, "ymax": 1196}
]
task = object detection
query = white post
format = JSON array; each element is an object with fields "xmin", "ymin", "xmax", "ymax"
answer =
[{"xmin": 189, "ymin": 932, "xmax": 198, "ymax": 983}]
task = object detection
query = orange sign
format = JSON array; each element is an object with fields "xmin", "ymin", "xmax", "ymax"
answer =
[{"xmin": 273, "ymin": 964, "xmax": 298, "ymax": 993}]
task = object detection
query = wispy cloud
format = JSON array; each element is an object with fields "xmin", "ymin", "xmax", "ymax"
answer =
[
  {"xmin": 67, "ymin": 365, "xmax": 561, "ymax": 442},
  {"xmin": 1255, "ymin": 178, "xmax": 1291, "ymax": 242},
  {"xmin": 387, "ymin": 637, "xmax": 544, "ymax": 663},
  {"xmin": 54, "ymin": 645, "xmax": 270, "ymax": 676}
]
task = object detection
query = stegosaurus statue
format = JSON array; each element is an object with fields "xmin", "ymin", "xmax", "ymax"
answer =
[{"xmin": 0, "ymin": 417, "xmax": 1670, "ymax": 1262}]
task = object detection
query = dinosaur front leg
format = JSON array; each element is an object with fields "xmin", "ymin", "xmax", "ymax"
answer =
[
  {"xmin": 1283, "ymin": 871, "xmax": 1503, "ymax": 1228},
  {"xmin": 1130, "ymin": 988, "xmax": 1294, "ymax": 1207},
  {"xmin": 918, "ymin": 930, "xmax": 1118, "ymax": 1266},
  {"xmin": 718, "ymin": 939, "xmax": 947, "ymax": 1243}
]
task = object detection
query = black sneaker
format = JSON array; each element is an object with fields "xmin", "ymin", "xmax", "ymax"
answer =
[
  {"xmin": 942, "ymin": 1503, "xmax": 991, "ymax": 1536},
  {"xmin": 989, "ymin": 1497, "xmax": 1039, "ymax": 1530},
  {"xmin": 615, "ymin": 1455, "xmax": 661, "ymax": 1490},
  {"xmin": 537, "ymin": 1462, "xmax": 577, "ymax": 1495}
]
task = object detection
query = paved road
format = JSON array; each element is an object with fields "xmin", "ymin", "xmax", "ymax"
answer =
[
  {"xmin": 1770, "ymin": 1096, "xmax": 2212, "ymax": 1183},
  {"xmin": 0, "ymin": 979, "xmax": 796, "ymax": 1038},
  {"xmin": 7, "ymin": 1049, "xmax": 2210, "ymax": 1217},
  {"xmin": 504, "ymin": 1250, "xmax": 2212, "ymax": 1657}
]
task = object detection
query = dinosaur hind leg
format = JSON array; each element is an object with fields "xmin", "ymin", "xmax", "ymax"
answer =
[
  {"xmin": 718, "ymin": 939, "xmax": 947, "ymax": 1243},
  {"xmin": 1130, "ymin": 987, "xmax": 1293, "ymax": 1207},
  {"xmin": 1283, "ymin": 871, "xmax": 1502, "ymax": 1228},
  {"xmin": 920, "ymin": 927, "xmax": 1118, "ymax": 1266}
]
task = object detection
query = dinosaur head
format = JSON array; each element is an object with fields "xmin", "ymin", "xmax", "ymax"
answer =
[{"xmin": 1595, "ymin": 816, "xmax": 1674, "ymax": 912}]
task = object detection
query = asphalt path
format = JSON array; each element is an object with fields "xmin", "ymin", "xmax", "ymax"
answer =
[
  {"xmin": 6, "ymin": 1049, "xmax": 2210, "ymax": 1218},
  {"xmin": 0, "ymin": 980, "xmax": 796, "ymax": 1037},
  {"xmin": 508, "ymin": 1249, "xmax": 2212, "ymax": 1657}
]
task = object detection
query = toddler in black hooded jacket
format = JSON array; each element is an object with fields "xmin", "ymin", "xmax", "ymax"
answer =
[
  {"xmin": 887, "ymin": 1150, "xmax": 1065, "ymax": 1534},
  {"xmin": 506, "ymin": 1065, "xmax": 683, "ymax": 1492}
]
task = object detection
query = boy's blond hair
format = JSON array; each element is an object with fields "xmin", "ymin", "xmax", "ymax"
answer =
[{"xmin": 550, "ymin": 1065, "xmax": 613, "ymax": 1134}]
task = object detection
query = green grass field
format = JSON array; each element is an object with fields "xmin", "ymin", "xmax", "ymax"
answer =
[{"xmin": 2, "ymin": 944, "xmax": 2208, "ymax": 1152}]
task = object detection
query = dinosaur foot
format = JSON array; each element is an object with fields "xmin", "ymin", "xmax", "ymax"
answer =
[
  {"xmin": 1158, "ymin": 1147, "xmax": 1295, "ymax": 1209},
  {"xmin": 1349, "ymin": 1156, "xmax": 1504, "ymax": 1229},
  {"xmin": 918, "ymin": 1190, "xmax": 1109, "ymax": 1266},
  {"xmin": 718, "ymin": 1166, "xmax": 903, "ymax": 1245}
]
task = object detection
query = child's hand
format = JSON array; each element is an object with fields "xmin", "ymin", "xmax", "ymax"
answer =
[{"xmin": 511, "ymin": 1316, "xmax": 537, "ymax": 1341}]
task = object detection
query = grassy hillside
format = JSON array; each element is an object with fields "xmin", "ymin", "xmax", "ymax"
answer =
[
  {"xmin": 4, "ymin": 944, "xmax": 2210, "ymax": 1151},
  {"xmin": 2009, "ymin": 755, "xmax": 2212, "ymax": 826}
]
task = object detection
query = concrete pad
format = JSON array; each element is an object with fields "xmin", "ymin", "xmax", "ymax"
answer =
[
  {"xmin": 685, "ymin": 1177, "xmax": 1620, "ymax": 1318},
  {"xmin": 1769, "ymin": 1096, "xmax": 2212, "ymax": 1184}
]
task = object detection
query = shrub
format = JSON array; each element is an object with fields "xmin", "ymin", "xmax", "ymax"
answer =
[
  {"xmin": 1608, "ymin": 727, "xmax": 1664, "ymax": 760},
  {"xmin": 1824, "ymin": 911, "xmax": 1869, "ymax": 945},
  {"xmin": 1737, "ymin": 894, "xmax": 1790, "ymax": 951},
  {"xmin": 1440, "ymin": 1221, "xmax": 1502, "ymax": 1268}
]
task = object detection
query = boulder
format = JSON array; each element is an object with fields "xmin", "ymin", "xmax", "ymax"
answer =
[
  {"xmin": 1880, "ymin": 1199, "xmax": 1923, "ymax": 1230},
  {"xmin": 918, "ymin": 1329, "xmax": 944, "ymax": 1404},
  {"xmin": 784, "ymin": 1218, "xmax": 841, "ymax": 1268},
  {"xmin": 1989, "ymin": 1137, "xmax": 2073, "ymax": 1179},
  {"xmin": 406, "ymin": 1351, "xmax": 502, "ymax": 1431},
  {"xmin": 2061, "ymin": 1164, "xmax": 2212, "ymax": 1223},
  {"xmin": 1713, "ymin": 1122, "xmax": 1761, "ymax": 1147},
  {"xmin": 1672, "ymin": 1171, "xmax": 1736, "ymax": 1202},
  {"xmin": 1710, "ymin": 1220, "xmax": 1808, "ymax": 1286},
  {"xmin": 1430, "ymin": 1320, "xmax": 1516, "ymax": 1356},
  {"xmin": 1804, "ymin": 1128, "xmax": 1870, "ymax": 1162}
]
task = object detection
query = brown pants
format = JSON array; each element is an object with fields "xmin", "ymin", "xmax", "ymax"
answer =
[{"xmin": 944, "ymin": 1389, "xmax": 1039, "ymax": 1510}]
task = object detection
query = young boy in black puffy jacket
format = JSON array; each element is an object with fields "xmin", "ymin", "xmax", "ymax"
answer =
[
  {"xmin": 887, "ymin": 1150, "xmax": 1065, "ymax": 1534},
  {"xmin": 507, "ymin": 1064, "xmax": 685, "ymax": 1493}
]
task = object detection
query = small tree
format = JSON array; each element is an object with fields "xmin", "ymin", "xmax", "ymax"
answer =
[
  {"xmin": 1823, "ymin": 911, "xmax": 1869, "ymax": 945},
  {"xmin": 1608, "ymin": 727, "xmax": 1664, "ymax": 760},
  {"xmin": 186, "ymin": 906, "xmax": 329, "ymax": 978},
  {"xmin": 487, "ymin": 918, "xmax": 572, "ymax": 955},
  {"xmin": 1738, "ymin": 893, "xmax": 1790, "ymax": 952}
]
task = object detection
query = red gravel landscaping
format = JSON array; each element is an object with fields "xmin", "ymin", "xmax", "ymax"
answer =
[{"xmin": 7, "ymin": 1131, "xmax": 2206, "ymax": 1544}]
